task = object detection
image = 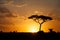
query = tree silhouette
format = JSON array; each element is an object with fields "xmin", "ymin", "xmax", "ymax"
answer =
[{"xmin": 28, "ymin": 15, "xmax": 52, "ymax": 31}]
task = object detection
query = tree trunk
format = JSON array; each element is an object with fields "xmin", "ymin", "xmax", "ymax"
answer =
[
  {"xmin": 39, "ymin": 24, "xmax": 42, "ymax": 31},
  {"xmin": 39, "ymin": 21, "xmax": 45, "ymax": 31}
]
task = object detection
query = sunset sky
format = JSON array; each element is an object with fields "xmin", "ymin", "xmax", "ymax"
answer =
[{"xmin": 0, "ymin": 0, "xmax": 60, "ymax": 32}]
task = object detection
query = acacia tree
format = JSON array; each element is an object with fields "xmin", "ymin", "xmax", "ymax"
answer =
[{"xmin": 28, "ymin": 15, "xmax": 52, "ymax": 31}]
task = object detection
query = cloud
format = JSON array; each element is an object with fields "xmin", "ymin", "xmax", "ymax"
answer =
[
  {"xmin": 0, "ymin": 0, "xmax": 25, "ymax": 32},
  {"xmin": 0, "ymin": 7, "xmax": 17, "ymax": 17},
  {"xmin": 15, "ymin": 4, "xmax": 27, "ymax": 7},
  {"xmin": 1, "ymin": 0, "xmax": 27, "ymax": 8}
]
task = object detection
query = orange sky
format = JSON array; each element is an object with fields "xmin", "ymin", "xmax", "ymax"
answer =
[{"xmin": 0, "ymin": 0, "xmax": 60, "ymax": 32}]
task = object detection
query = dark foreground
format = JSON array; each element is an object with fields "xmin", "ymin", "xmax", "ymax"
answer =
[{"xmin": 0, "ymin": 31, "xmax": 60, "ymax": 40}]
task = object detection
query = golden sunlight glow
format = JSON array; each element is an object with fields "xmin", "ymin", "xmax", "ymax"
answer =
[
  {"xmin": 13, "ymin": 19, "xmax": 53, "ymax": 32},
  {"xmin": 28, "ymin": 24, "xmax": 39, "ymax": 32},
  {"xmin": 31, "ymin": 29, "xmax": 36, "ymax": 32},
  {"xmin": 31, "ymin": 26, "xmax": 37, "ymax": 32}
]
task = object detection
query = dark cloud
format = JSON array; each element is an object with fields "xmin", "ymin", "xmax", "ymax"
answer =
[
  {"xmin": 0, "ymin": 6, "xmax": 17, "ymax": 17},
  {"xmin": 0, "ymin": 7, "xmax": 11, "ymax": 13}
]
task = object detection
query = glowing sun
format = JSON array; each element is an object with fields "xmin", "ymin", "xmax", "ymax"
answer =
[
  {"xmin": 29, "ymin": 25, "xmax": 39, "ymax": 33},
  {"xmin": 31, "ymin": 29, "xmax": 37, "ymax": 32}
]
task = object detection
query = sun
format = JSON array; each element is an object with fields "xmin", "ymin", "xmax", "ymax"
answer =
[
  {"xmin": 31, "ymin": 29, "xmax": 36, "ymax": 32},
  {"xmin": 29, "ymin": 25, "xmax": 39, "ymax": 33}
]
